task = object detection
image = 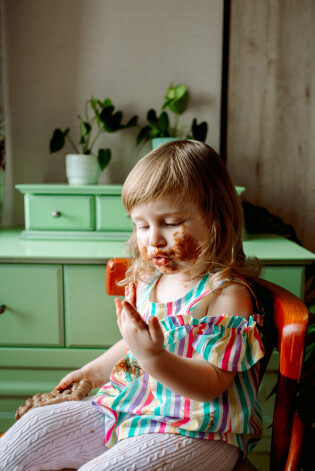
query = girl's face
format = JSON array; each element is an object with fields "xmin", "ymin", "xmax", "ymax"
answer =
[{"xmin": 131, "ymin": 197, "xmax": 209, "ymax": 276}]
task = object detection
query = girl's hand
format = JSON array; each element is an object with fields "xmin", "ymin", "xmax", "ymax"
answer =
[
  {"xmin": 56, "ymin": 368, "xmax": 96, "ymax": 392},
  {"xmin": 115, "ymin": 283, "xmax": 164, "ymax": 363},
  {"xmin": 56, "ymin": 363, "xmax": 107, "ymax": 391}
]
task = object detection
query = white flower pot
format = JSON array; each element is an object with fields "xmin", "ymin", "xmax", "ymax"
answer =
[
  {"xmin": 151, "ymin": 137, "xmax": 183, "ymax": 150},
  {"xmin": 66, "ymin": 154, "xmax": 100, "ymax": 185}
]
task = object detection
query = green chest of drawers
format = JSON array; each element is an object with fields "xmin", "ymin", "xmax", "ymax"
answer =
[
  {"xmin": 1, "ymin": 184, "xmax": 314, "ymax": 469},
  {"xmin": 17, "ymin": 184, "xmax": 132, "ymax": 238}
]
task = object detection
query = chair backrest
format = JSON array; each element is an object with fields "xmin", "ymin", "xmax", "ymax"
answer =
[{"xmin": 106, "ymin": 258, "xmax": 309, "ymax": 471}]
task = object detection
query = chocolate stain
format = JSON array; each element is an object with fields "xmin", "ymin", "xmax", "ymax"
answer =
[
  {"xmin": 139, "ymin": 225, "xmax": 201, "ymax": 273},
  {"xmin": 114, "ymin": 357, "xmax": 144, "ymax": 377}
]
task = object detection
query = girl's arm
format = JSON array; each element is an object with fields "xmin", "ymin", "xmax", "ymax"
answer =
[
  {"xmin": 56, "ymin": 338, "xmax": 126, "ymax": 391},
  {"xmin": 116, "ymin": 282, "xmax": 253, "ymax": 402},
  {"xmin": 141, "ymin": 349, "xmax": 235, "ymax": 402}
]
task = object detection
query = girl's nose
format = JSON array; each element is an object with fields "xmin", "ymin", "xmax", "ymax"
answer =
[{"xmin": 149, "ymin": 227, "xmax": 167, "ymax": 247}]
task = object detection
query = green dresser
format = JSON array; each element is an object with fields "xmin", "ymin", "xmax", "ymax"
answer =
[
  {"xmin": 1, "ymin": 184, "xmax": 314, "ymax": 469},
  {"xmin": 17, "ymin": 184, "xmax": 132, "ymax": 239}
]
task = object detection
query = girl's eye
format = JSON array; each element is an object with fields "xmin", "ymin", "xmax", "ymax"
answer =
[
  {"xmin": 165, "ymin": 221, "xmax": 183, "ymax": 227},
  {"xmin": 137, "ymin": 225, "xmax": 149, "ymax": 230}
]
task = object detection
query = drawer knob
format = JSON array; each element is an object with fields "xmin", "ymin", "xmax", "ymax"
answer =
[
  {"xmin": 52, "ymin": 211, "xmax": 61, "ymax": 218},
  {"xmin": 0, "ymin": 304, "xmax": 6, "ymax": 314}
]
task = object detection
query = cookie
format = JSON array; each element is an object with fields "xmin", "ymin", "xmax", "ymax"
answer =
[{"xmin": 15, "ymin": 378, "xmax": 93, "ymax": 420}]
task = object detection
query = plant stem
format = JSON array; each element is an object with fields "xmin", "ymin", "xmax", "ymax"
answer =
[
  {"xmin": 66, "ymin": 134, "xmax": 80, "ymax": 153},
  {"xmin": 89, "ymin": 127, "xmax": 102, "ymax": 154},
  {"xmin": 85, "ymin": 99, "xmax": 90, "ymax": 122},
  {"xmin": 84, "ymin": 101, "xmax": 92, "ymax": 153},
  {"xmin": 173, "ymin": 114, "xmax": 179, "ymax": 137}
]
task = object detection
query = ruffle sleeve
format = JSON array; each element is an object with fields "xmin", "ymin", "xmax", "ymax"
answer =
[
  {"xmin": 192, "ymin": 314, "xmax": 265, "ymax": 371},
  {"xmin": 161, "ymin": 313, "xmax": 265, "ymax": 372}
]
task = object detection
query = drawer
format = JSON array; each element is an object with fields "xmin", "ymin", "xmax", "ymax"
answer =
[
  {"xmin": 0, "ymin": 264, "xmax": 63, "ymax": 346},
  {"xmin": 64, "ymin": 265, "xmax": 122, "ymax": 347},
  {"xmin": 96, "ymin": 196, "xmax": 133, "ymax": 232},
  {"xmin": 25, "ymin": 195, "xmax": 95, "ymax": 231}
]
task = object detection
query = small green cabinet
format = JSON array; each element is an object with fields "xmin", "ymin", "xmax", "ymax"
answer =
[
  {"xmin": 17, "ymin": 184, "xmax": 131, "ymax": 239},
  {"xmin": 0, "ymin": 264, "xmax": 63, "ymax": 346}
]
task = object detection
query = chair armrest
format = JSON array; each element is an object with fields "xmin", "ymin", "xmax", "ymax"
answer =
[
  {"xmin": 256, "ymin": 279, "xmax": 309, "ymax": 380},
  {"xmin": 284, "ymin": 412, "xmax": 305, "ymax": 471}
]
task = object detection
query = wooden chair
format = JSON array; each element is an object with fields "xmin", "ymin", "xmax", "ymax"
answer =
[{"xmin": 106, "ymin": 258, "xmax": 309, "ymax": 471}]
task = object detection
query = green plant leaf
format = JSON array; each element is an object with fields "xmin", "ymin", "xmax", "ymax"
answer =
[
  {"xmin": 49, "ymin": 128, "xmax": 70, "ymax": 153},
  {"xmin": 103, "ymin": 98, "xmax": 113, "ymax": 108},
  {"xmin": 104, "ymin": 111, "xmax": 123, "ymax": 132},
  {"xmin": 163, "ymin": 84, "xmax": 189, "ymax": 115},
  {"xmin": 147, "ymin": 109, "xmax": 158, "ymax": 127},
  {"xmin": 161, "ymin": 98, "xmax": 173, "ymax": 110},
  {"xmin": 158, "ymin": 111, "xmax": 170, "ymax": 134},
  {"xmin": 126, "ymin": 115, "xmax": 138, "ymax": 127},
  {"xmin": 99, "ymin": 106, "xmax": 115, "ymax": 125},
  {"xmin": 81, "ymin": 121, "xmax": 91, "ymax": 136},
  {"xmin": 98, "ymin": 148, "xmax": 111, "ymax": 170},
  {"xmin": 151, "ymin": 128, "xmax": 162, "ymax": 138},
  {"xmin": 304, "ymin": 341, "xmax": 315, "ymax": 362},
  {"xmin": 191, "ymin": 118, "xmax": 208, "ymax": 142},
  {"xmin": 307, "ymin": 323, "xmax": 315, "ymax": 335},
  {"xmin": 136, "ymin": 125, "xmax": 151, "ymax": 145},
  {"xmin": 90, "ymin": 98, "xmax": 101, "ymax": 110}
]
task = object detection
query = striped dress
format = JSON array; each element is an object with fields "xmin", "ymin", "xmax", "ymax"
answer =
[{"xmin": 93, "ymin": 273, "xmax": 265, "ymax": 455}]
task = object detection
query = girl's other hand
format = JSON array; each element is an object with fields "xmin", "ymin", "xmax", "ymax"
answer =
[
  {"xmin": 55, "ymin": 369, "xmax": 94, "ymax": 392},
  {"xmin": 56, "ymin": 365, "xmax": 104, "ymax": 392}
]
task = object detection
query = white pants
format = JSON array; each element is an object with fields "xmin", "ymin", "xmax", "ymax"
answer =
[{"xmin": 0, "ymin": 398, "xmax": 240, "ymax": 471}]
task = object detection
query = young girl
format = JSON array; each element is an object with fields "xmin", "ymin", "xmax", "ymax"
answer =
[{"xmin": 0, "ymin": 140, "xmax": 264, "ymax": 471}]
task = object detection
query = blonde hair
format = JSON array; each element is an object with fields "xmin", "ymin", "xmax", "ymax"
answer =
[{"xmin": 121, "ymin": 139, "xmax": 260, "ymax": 288}]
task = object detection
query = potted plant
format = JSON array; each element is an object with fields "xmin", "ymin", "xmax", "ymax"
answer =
[
  {"xmin": 50, "ymin": 97, "xmax": 138, "ymax": 185},
  {"xmin": 136, "ymin": 83, "xmax": 208, "ymax": 149}
]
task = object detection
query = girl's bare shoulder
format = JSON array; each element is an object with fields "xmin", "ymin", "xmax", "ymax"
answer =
[{"xmin": 206, "ymin": 281, "xmax": 254, "ymax": 320}]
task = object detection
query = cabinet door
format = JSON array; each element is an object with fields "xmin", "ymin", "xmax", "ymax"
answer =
[
  {"xmin": 64, "ymin": 265, "xmax": 121, "ymax": 347},
  {"xmin": 0, "ymin": 264, "xmax": 63, "ymax": 346},
  {"xmin": 261, "ymin": 266, "xmax": 304, "ymax": 298}
]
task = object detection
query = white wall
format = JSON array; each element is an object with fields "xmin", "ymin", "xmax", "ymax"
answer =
[{"xmin": 1, "ymin": 0, "xmax": 223, "ymax": 227}]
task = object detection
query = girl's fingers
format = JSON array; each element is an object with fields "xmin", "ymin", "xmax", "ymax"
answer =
[
  {"xmin": 115, "ymin": 298, "xmax": 123, "ymax": 315},
  {"xmin": 123, "ymin": 300, "xmax": 147, "ymax": 329},
  {"xmin": 148, "ymin": 316, "xmax": 164, "ymax": 344},
  {"xmin": 130, "ymin": 282, "xmax": 137, "ymax": 307},
  {"xmin": 126, "ymin": 282, "xmax": 136, "ymax": 308},
  {"xmin": 115, "ymin": 298, "xmax": 123, "ymax": 327},
  {"xmin": 56, "ymin": 371, "xmax": 82, "ymax": 391}
]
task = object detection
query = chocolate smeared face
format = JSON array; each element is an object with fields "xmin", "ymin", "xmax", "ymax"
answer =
[{"xmin": 131, "ymin": 197, "xmax": 208, "ymax": 276}]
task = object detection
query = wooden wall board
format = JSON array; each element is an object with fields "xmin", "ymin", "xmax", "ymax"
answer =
[{"xmin": 227, "ymin": 0, "xmax": 315, "ymax": 252}]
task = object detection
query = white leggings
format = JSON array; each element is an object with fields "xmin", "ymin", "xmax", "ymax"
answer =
[{"xmin": 0, "ymin": 398, "xmax": 240, "ymax": 471}]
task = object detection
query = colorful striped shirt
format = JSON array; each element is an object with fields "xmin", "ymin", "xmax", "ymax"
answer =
[{"xmin": 93, "ymin": 273, "xmax": 265, "ymax": 455}]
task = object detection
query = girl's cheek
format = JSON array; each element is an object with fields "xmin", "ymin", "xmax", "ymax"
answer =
[{"xmin": 138, "ymin": 241, "xmax": 149, "ymax": 261}]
